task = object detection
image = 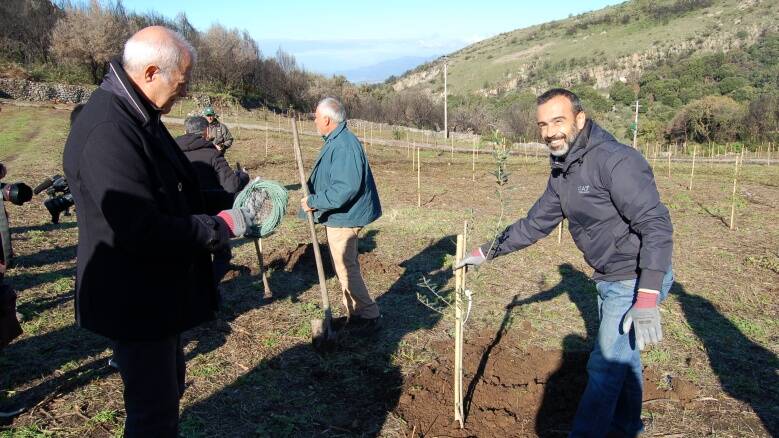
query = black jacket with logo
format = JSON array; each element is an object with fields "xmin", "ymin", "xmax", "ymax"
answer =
[
  {"xmin": 63, "ymin": 59, "xmax": 229, "ymax": 341},
  {"xmin": 482, "ymin": 120, "xmax": 673, "ymax": 291}
]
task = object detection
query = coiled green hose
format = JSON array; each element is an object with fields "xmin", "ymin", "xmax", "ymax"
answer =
[{"xmin": 233, "ymin": 178, "xmax": 288, "ymax": 238}]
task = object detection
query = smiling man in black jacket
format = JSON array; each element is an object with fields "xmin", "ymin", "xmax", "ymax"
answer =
[
  {"xmin": 63, "ymin": 26, "xmax": 256, "ymax": 437},
  {"xmin": 457, "ymin": 88, "xmax": 674, "ymax": 437}
]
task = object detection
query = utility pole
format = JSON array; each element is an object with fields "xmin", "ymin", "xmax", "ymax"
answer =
[
  {"xmin": 443, "ymin": 57, "xmax": 448, "ymax": 139},
  {"xmin": 632, "ymin": 99, "xmax": 640, "ymax": 149}
]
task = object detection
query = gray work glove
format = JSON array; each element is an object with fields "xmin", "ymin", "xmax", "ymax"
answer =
[
  {"xmin": 454, "ymin": 247, "xmax": 487, "ymax": 270},
  {"xmin": 622, "ymin": 290, "xmax": 662, "ymax": 350},
  {"xmin": 216, "ymin": 207, "xmax": 255, "ymax": 238}
]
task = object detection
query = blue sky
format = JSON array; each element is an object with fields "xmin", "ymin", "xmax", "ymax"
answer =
[{"xmin": 122, "ymin": 0, "xmax": 624, "ymax": 76}]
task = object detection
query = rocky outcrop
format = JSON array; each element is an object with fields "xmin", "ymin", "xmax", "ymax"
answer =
[{"xmin": 0, "ymin": 79, "xmax": 95, "ymax": 103}]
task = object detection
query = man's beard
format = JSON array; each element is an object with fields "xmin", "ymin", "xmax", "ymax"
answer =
[{"xmin": 545, "ymin": 124, "xmax": 580, "ymax": 157}]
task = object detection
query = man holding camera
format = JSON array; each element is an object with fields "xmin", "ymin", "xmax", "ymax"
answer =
[
  {"xmin": 0, "ymin": 158, "xmax": 25, "ymax": 351},
  {"xmin": 63, "ymin": 26, "xmax": 259, "ymax": 437}
]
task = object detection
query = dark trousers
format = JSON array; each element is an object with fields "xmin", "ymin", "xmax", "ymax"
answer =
[
  {"xmin": 114, "ymin": 335, "xmax": 184, "ymax": 438},
  {"xmin": 212, "ymin": 247, "xmax": 232, "ymax": 286}
]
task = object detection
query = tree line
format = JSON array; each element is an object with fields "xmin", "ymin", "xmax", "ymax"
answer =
[
  {"xmin": 1, "ymin": 0, "xmax": 777, "ymax": 145},
  {"xmin": 0, "ymin": 0, "xmax": 445, "ymax": 129}
]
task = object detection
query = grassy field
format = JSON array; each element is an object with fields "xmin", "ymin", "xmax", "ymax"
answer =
[{"xmin": 0, "ymin": 103, "xmax": 777, "ymax": 437}]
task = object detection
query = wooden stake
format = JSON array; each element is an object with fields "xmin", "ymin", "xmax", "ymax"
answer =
[
  {"xmin": 417, "ymin": 147, "xmax": 421, "ymax": 207},
  {"xmin": 472, "ymin": 137, "xmax": 476, "ymax": 181},
  {"xmin": 454, "ymin": 233, "xmax": 465, "ymax": 429},
  {"xmin": 254, "ymin": 238, "xmax": 272, "ymax": 300},
  {"xmin": 688, "ymin": 144, "xmax": 697, "ymax": 191},
  {"xmin": 406, "ymin": 131, "xmax": 411, "ymax": 158},
  {"xmin": 652, "ymin": 142, "xmax": 658, "ymax": 169},
  {"xmin": 411, "ymin": 141, "xmax": 416, "ymax": 171},
  {"xmin": 667, "ymin": 145, "xmax": 672, "ymax": 179},
  {"xmin": 451, "ymin": 135, "xmax": 454, "ymax": 160},
  {"xmin": 557, "ymin": 220, "xmax": 563, "ymax": 244},
  {"xmin": 729, "ymin": 152, "xmax": 741, "ymax": 230},
  {"xmin": 265, "ymin": 124, "xmax": 269, "ymax": 157}
]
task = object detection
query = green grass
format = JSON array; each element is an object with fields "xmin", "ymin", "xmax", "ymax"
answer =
[{"xmin": 0, "ymin": 104, "xmax": 777, "ymax": 436}]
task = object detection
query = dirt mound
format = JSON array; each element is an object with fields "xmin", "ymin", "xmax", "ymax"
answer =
[{"xmin": 396, "ymin": 324, "xmax": 698, "ymax": 437}]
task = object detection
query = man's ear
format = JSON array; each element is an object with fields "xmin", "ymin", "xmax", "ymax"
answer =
[
  {"xmin": 143, "ymin": 65, "xmax": 160, "ymax": 83},
  {"xmin": 575, "ymin": 111, "xmax": 587, "ymax": 130}
]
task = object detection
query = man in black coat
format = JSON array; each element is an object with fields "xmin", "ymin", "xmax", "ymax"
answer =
[
  {"xmin": 176, "ymin": 116, "xmax": 249, "ymax": 213},
  {"xmin": 63, "ymin": 26, "xmax": 256, "ymax": 437},
  {"xmin": 176, "ymin": 116, "xmax": 249, "ymax": 285}
]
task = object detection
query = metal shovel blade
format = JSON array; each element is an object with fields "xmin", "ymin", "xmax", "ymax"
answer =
[{"xmin": 311, "ymin": 317, "xmax": 337, "ymax": 351}]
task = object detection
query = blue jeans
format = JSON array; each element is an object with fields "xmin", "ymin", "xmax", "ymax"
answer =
[{"xmin": 570, "ymin": 268, "xmax": 674, "ymax": 438}]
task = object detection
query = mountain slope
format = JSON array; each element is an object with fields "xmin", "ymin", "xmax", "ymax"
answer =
[{"xmin": 390, "ymin": 0, "xmax": 778, "ymax": 97}]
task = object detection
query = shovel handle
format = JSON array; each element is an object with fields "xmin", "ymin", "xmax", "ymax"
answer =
[{"xmin": 291, "ymin": 117, "xmax": 332, "ymax": 320}]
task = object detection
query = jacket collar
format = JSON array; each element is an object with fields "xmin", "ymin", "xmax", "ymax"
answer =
[
  {"xmin": 323, "ymin": 121, "xmax": 348, "ymax": 143},
  {"xmin": 311, "ymin": 121, "xmax": 349, "ymax": 171},
  {"xmin": 101, "ymin": 58, "xmax": 197, "ymax": 185},
  {"xmin": 99, "ymin": 58, "xmax": 157, "ymax": 127},
  {"xmin": 550, "ymin": 119, "xmax": 602, "ymax": 173},
  {"xmin": 176, "ymin": 133, "xmax": 213, "ymax": 152}
]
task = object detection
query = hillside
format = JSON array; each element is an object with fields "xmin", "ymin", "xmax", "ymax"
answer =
[{"xmin": 390, "ymin": 0, "xmax": 778, "ymax": 97}]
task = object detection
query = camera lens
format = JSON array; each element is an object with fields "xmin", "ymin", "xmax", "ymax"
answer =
[{"xmin": 2, "ymin": 182, "xmax": 33, "ymax": 206}]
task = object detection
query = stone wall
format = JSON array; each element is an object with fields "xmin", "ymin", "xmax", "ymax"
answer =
[{"xmin": 0, "ymin": 79, "xmax": 96, "ymax": 104}]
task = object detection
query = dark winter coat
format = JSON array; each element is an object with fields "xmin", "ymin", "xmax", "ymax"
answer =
[
  {"xmin": 482, "ymin": 120, "xmax": 673, "ymax": 292},
  {"xmin": 175, "ymin": 133, "xmax": 249, "ymax": 214},
  {"xmin": 63, "ymin": 59, "xmax": 229, "ymax": 341}
]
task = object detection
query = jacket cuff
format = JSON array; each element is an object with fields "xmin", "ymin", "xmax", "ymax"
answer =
[
  {"xmin": 479, "ymin": 242, "xmax": 496, "ymax": 260},
  {"xmin": 637, "ymin": 269, "xmax": 665, "ymax": 292},
  {"xmin": 194, "ymin": 214, "xmax": 229, "ymax": 253}
]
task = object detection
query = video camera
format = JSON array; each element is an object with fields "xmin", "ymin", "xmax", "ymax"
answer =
[
  {"xmin": 33, "ymin": 175, "xmax": 74, "ymax": 224},
  {"xmin": 0, "ymin": 182, "xmax": 33, "ymax": 206}
]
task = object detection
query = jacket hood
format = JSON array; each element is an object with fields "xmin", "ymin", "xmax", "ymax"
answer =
[
  {"xmin": 99, "ymin": 58, "xmax": 158, "ymax": 126},
  {"xmin": 176, "ymin": 132, "xmax": 215, "ymax": 152}
]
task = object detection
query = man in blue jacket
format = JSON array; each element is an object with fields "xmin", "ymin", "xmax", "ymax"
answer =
[
  {"xmin": 301, "ymin": 97, "xmax": 382, "ymax": 330},
  {"xmin": 457, "ymin": 89, "xmax": 673, "ymax": 437}
]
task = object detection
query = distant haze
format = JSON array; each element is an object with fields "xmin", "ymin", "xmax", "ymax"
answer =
[{"xmin": 333, "ymin": 56, "xmax": 434, "ymax": 83}]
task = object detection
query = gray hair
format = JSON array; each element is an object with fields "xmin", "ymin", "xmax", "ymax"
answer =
[
  {"xmin": 122, "ymin": 27, "xmax": 197, "ymax": 79},
  {"xmin": 317, "ymin": 97, "xmax": 346, "ymax": 124},
  {"xmin": 184, "ymin": 116, "xmax": 209, "ymax": 134}
]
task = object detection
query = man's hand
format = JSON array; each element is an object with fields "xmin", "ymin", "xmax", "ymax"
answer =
[
  {"xmin": 622, "ymin": 289, "xmax": 662, "ymax": 350},
  {"xmin": 300, "ymin": 196, "xmax": 315, "ymax": 213},
  {"xmin": 454, "ymin": 247, "xmax": 486, "ymax": 270}
]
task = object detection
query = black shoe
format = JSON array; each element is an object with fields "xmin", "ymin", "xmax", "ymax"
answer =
[
  {"xmin": 330, "ymin": 316, "xmax": 349, "ymax": 331},
  {"xmin": 345, "ymin": 315, "xmax": 381, "ymax": 334}
]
